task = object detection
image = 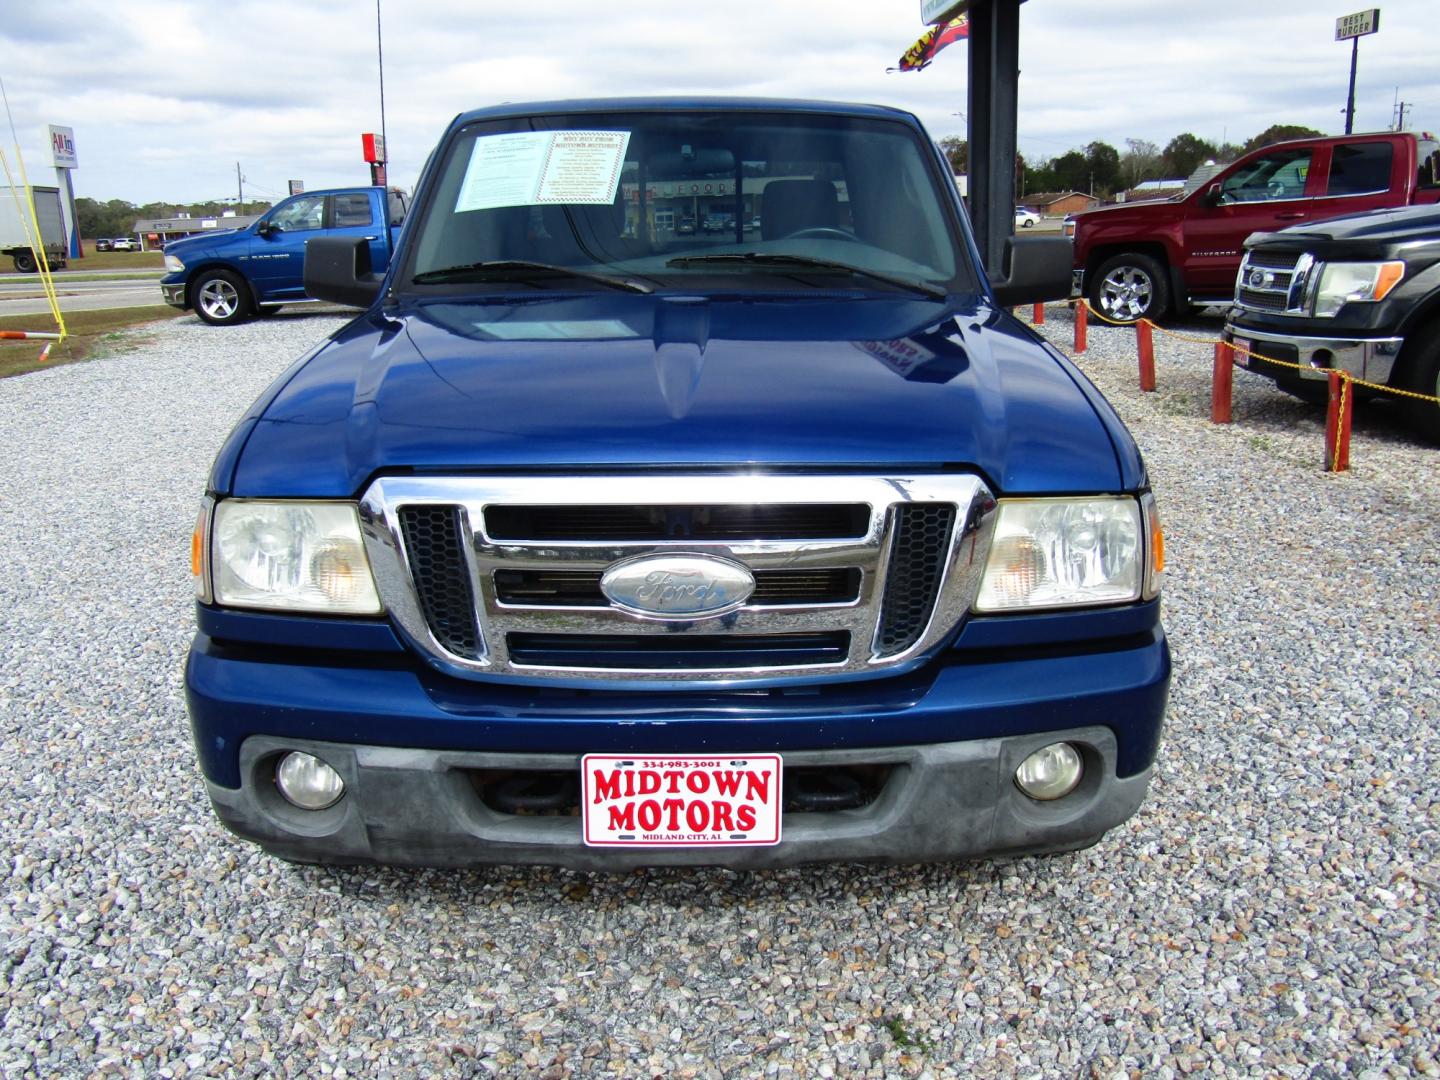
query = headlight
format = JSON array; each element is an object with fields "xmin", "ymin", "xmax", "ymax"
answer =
[
  {"xmin": 975, "ymin": 497, "xmax": 1142, "ymax": 612},
  {"xmin": 164, "ymin": 254, "xmax": 185, "ymax": 274},
  {"xmin": 1312, "ymin": 260, "xmax": 1404, "ymax": 317},
  {"xmin": 211, "ymin": 500, "xmax": 382, "ymax": 614}
]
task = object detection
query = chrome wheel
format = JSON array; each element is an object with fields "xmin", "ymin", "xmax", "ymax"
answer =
[
  {"xmin": 1098, "ymin": 265, "xmax": 1154, "ymax": 321},
  {"xmin": 198, "ymin": 278, "xmax": 240, "ymax": 320}
]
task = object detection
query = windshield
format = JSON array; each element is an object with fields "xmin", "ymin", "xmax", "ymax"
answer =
[{"xmin": 403, "ymin": 110, "xmax": 972, "ymax": 296}]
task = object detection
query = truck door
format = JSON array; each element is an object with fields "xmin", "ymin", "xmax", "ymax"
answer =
[
  {"xmin": 1306, "ymin": 139, "xmax": 1401, "ymax": 220},
  {"xmin": 329, "ymin": 192, "xmax": 391, "ymax": 272},
  {"xmin": 1179, "ymin": 145, "xmax": 1318, "ymax": 296},
  {"xmin": 248, "ymin": 193, "xmax": 326, "ymax": 301}
]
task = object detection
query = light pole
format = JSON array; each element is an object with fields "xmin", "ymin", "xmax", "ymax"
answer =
[{"xmin": 1335, "ymin": 9, "xmax": 1380, "ymax": 136}]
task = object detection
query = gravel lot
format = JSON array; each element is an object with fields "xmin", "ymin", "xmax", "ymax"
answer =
[{"xmin": 1, "ymin": 306, "xmax": 1436, "ymax": 1078}]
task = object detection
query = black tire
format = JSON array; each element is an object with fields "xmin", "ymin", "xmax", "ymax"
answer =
[
  {"xmin": 13, "ymin": 251, "xmax": 37, "ymax": 273},
  {"xmin": 1399, "ymin": 330, "xmax": 1440, "ymax": 444},
  {"xmin": 191, "ymin": 269, "xmax": 254, "ymax": 326},
  {"xmin": 1089, "ymin": 252, "xmax": 1170, "ymax": 325}
]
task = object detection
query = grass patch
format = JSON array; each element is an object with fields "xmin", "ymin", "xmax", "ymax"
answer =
[
  {"xmin": 64, "ymin": 250, "xmax": 165, "ymax": 271},
  {"xmin": 884, "ymin": 1016, "xmax": 932, "ymax": 1053},
  {"xmin": 0, "ymin": 306, "xmax": 186, "ymax": 378}
]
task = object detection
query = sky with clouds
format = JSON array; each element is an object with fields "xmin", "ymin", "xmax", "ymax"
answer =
[{"xmin": 3, "ymin": 1, "xmax": 1437, "ymax": 206}]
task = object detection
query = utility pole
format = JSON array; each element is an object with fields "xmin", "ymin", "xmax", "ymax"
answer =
[
  {"xmin": 1394, "ymin": 100, "xmax": 1411, "ymax": 131},
  {"xmin": 236, "ymin": 162, "xmax": 244, "ymax": 215}
]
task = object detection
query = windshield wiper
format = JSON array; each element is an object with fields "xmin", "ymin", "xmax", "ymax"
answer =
[
  {"xmin": 665, "ymin": 253, "xmax": 946, "ymax": 299},
  {"xmin": 412, "ymin": 260, "xmax": 653, "ymax": 294}
]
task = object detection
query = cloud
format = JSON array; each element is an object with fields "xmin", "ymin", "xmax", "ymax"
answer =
[{"xmin": 0, "ymin": 0, "xmax": 1434, "ymax": 204}]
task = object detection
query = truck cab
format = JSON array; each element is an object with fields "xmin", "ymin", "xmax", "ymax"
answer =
[{"xmin": 159, "ymin": 187, "xmax": 407, "ymax": 325}]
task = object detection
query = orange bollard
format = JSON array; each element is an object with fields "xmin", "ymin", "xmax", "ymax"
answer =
[
  {"xmin": 1136, "ymin": 321, "xmax": 1156, "ymax": 391},
  {"xmin": 1032, "ymin": 302, "xmax": 1045, "ymax": 324},
  {"xmin": 1211, "ymin": 342, "xmax": 1234, "ymax": 423},
  {"xmin": 1074, "ymin": 302, "xmax": 1087, "ymax": 353},
  {"xmin": 1324, "ymin": 371, "xmax": 1352, "ymax": 473}
]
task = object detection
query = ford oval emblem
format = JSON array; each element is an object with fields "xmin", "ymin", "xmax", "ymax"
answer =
[{"xmin": 600, "ymin": 553, "xmax": 755, "ymax": 620}]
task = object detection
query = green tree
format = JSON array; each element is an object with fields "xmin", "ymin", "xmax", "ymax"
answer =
[
  {"xmin": 1242, "ymin": 124, "xmax": 1325, "ymax": 153},
  {"xmin": 1162, "ymin": 133, "xmax": 1218, "ymax": 178},
  {"xmin": 938, "ymin": 136, "xmax": 967, "ymax": 173},
  {"xmin": 1049, "ymin": 149, "xmax": 1090, "ymax": 193},
  {"xmin": 1085, "ymin": 141, "xmax": 1121, "ymax": 195}
]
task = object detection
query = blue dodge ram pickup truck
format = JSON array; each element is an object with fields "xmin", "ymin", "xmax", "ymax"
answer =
[
  {"xmin": 185, "ymin": 98, "xmax": 1170, "ymax": 869},
  {"xmin": 160, "ymin": 186, "xmax": 407, "ymax": 325}
]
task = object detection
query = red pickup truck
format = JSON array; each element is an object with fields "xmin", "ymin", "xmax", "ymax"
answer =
[{"xmin": 1072, "ymin": 131, "xmax": 1440, "ymax": 323}]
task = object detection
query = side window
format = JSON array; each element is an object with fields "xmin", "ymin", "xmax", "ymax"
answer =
[
  {"xmin": 269, "ymin": 195, "xmax": 326, "ymax": 232},
  {"xmin": 386, "ymin": 191, "xmax": 408, "ymax": 226},
  {"xmin": 1417, "ymin": 141, "xmax": 1440, "ymax": 189},
  {"xmin": 1328, "ymin": 142, "xmax": 1394, "ymax": 196},
  {"xmin": 1220, "ymin": 148, "xmax": 1313, "ymax": 203},
  {"xmin": 332, "ymin": 193, "xmax": 375, "ymax": 227}
]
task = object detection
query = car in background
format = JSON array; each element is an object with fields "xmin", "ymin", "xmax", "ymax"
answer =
[
  {"xmin": 111, "ymin": 238, "xmax": 140, "ymax": 252},
  {"xmin": 94, "ymin": 238, "xmax": 114, "ymax": 252},
  {"xmin": 1015, "ymin": 206, "xmax": 1040, "ymax": 229}
]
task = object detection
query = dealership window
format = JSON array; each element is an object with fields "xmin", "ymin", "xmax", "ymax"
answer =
[
  {"xmin": 332, "ymin": 194, "xmax": 375, "ymax": 227},
  {"xmin": 1327, "ymin": 142, "xmax": 1393, "ymax": 196}
]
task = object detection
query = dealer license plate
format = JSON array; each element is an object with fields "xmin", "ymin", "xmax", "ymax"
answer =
[
  {"xmin": 1230, "ymin": 337, "xmax": 1251, "ymax": 368},
  {"xmin": 581, "ymin": 754, "xmax": 782, "ymax": 847}
]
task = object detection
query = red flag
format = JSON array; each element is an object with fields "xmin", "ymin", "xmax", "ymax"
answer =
[{"xmin": 893, "ymin": 15, "xmax": 969, "ymax": 73}]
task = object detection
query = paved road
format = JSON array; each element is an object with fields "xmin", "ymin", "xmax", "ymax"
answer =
[{"xmin": 0, "ymin": 276, "xmax": 165, "ymax": 316}]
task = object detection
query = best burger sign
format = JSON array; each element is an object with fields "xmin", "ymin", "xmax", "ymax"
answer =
[{"xmin": 582, "ymin": 755, "xmax": 782, "ymax": 847}]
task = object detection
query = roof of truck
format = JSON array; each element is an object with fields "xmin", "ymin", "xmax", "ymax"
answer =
[{"xmin": 451, "ymin": 97, "xmax": 921, "ymax": 127}]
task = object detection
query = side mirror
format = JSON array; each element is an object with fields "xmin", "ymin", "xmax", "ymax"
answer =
[
  {"xmin": 988, "ymin": 235, "xmax": 1072, "ymax": 307},
  {"xmin": 257, "ymin": 220, "xmax": 279, "ymax": 237},
  {"xmin": 304, "ymin": 236, "xmax": 383, "ymax": 307},
  {"xmin": 1203, "ymin": 183, "xmax": 1223, "ymax": 206}
]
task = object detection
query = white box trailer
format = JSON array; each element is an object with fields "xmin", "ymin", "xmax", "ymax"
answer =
[{"xmin": 0, "ymin": 185, "xmax": 68, "ymax": 272}]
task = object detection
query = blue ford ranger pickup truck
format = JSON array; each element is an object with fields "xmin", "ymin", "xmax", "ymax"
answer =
[
  {"xmin": 160, "ymin": 186, "xmax": 407, "ymax": 325},
  {"xmin": 185, "ymin": 98, "xmax": 1170, "ymax": 869}
]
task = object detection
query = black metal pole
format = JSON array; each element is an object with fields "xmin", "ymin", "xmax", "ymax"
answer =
[
  {"xmin": 967, "ymin": 0, "xmax": 1020, "ymax": 274},
  {"xmin": 1344, "ymin": 36, "xmax": 1358, "ymax": 135}
]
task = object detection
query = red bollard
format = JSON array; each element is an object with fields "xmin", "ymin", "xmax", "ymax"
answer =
[
  {"xmin": 1074, "ymin": 302, "xmax": 1088, "ymax": 354},
  {"xmin": 1324, "ymin": 371, "xmax": 1352, "ymax": 473},
  {"xmin": 1032, "ymin": 302, "xmax": 1045, "ymax": 324},
  {"xmin": 1136, "ymin": 321, "xmax": 1156, "ymax": 391},
  {"xmin": 1211, "ymin": 342, "xmax": 1234, "ymax": 423}
]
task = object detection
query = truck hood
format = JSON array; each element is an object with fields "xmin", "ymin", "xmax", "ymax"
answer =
[
  {"xmin": 165, "ymin": 228, "xmax": 247, "ymax": 256},
  {"xmin": 230, "ymin": 294, "xmax": 1129, "ymax": 497},
  {"xmin": 1250, "ymin": 202, "xmax": 1440, "ymax": 246}
]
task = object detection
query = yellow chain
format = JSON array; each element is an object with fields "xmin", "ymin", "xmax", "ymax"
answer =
[{"xmin": 1066, "ymin": 300, "xmax": 1440, "ymax": 406}]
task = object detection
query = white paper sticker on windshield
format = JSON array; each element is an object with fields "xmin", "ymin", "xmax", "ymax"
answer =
[{"xmin": 455, "ymin": 130, "xmax": 631, "ymax": 212}]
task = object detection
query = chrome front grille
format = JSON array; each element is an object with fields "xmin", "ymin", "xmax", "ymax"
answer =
[
  {"xmin": 1234, "ymin": 250, "xmax": 1316, "ymax": 315},
  {"xmin": 360, "ymin": 474, "xmax": 997, "ymax": 684}
]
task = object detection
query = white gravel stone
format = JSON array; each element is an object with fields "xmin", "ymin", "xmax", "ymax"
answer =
[{"xmin": 0, "ymin": 305, "xmax": 1435, "ymax": 1077}]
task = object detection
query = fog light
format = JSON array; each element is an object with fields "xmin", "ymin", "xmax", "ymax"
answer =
[
  {"xmin": 274, "ymin": 752, "xmax": 345, "ymax": 810},
  {"xmin": 1014, "ymin": 742, "xmax": 1083, "ymax": 801}
]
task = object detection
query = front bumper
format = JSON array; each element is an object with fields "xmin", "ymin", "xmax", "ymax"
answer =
[
  {"xmin": 185, "ymin": 615, "xmax": 1169, "ymax": 868},
  {"xmin": 1223, "ymin": 322, "xmax": 1402, "ymax": 385},
  {"xmin": 207, "ymin": 729, "xmax": 1153, "ymax": 870},
  {"xmin": 160, "ymin": 279, "xmax": 187, "ymax": 309}
]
